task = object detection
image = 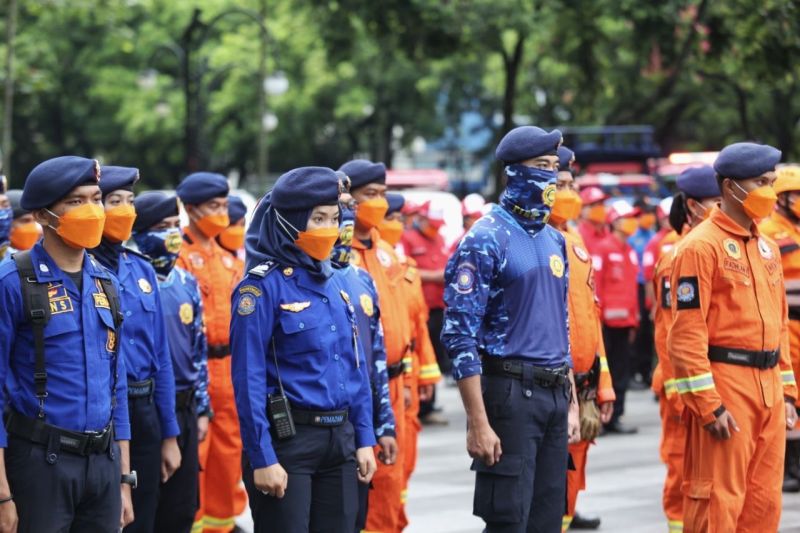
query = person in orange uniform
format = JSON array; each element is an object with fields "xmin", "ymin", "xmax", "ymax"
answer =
[
  {"xmin": 175, "ymin": 173, "xmax": 246, "ymax": 533},
  {"xmin": 668, "ymin": 142, "xmax": 798, "ymax": 533},
  {"xmin": 652, "ymin": 166, "xmax": 720, "ymax": 533},
  {"xmin": 643, "ymin": 197, "xmax": 677, "ymax": 283},
  {"xmin": 380, "ymin": 192, "xmax": 442, "ymax": 530},
  {"xmin": 217, "ymin": 194, "xmax": 247, "ymax": 260},
  {"xmin": 550, "ymin": 147, "xmax": 615, "ymax": 532},
  {"xmin": 400, "ymin": 199, "xmax": 450, "ymax": 425},
  {"xmin": 5, "ymin": 189, "xmax": 42, "ymax": 254},
  {"xmin": 593, "ymin": 200, "xmax": 640, "ymax": 434},
  {"xmin": 339, "ymin": 159, "xmax": 413, "ymax": 533},
  {"xmin": 758, "ymin": 164, "xmax": 800, "ymax": 493},
  {"xmin": 578, "ymin": 186, "xmax": 609, "ymax": 256}
]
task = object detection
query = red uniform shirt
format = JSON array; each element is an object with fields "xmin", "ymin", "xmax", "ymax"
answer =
[
  {"xmin": 578, "ymin": 220, "xmax": 609, "ymax": 256},
  {"xmin": 401, "ymin": 228, "xmax": 449, "ymax": 310},
  {"xmin": 593, "ymin": 234, "xmax": 640, "ymax": 328}
]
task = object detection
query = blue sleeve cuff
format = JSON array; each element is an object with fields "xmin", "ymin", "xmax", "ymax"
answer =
[
  {"xmin": 115, "ymin": 423, "xmax": 131, "ymax": 441},
  {"xmin": 452, "ymin": 348, "xmax": 482, "ymax": 381},
  {"xmin": 246, "ymin": 446, "xmax": 278, "ymax": 469},
  {"xmin": 160, "ymin": 418, "xmax": 181, "ymax": 439},
  {"xmin": 355, "ymin": 427, "xmax": 377, "ymax": 449}
]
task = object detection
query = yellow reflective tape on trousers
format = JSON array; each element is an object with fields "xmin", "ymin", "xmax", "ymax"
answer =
[
  {"xmin": 202, "ymin": 514, "xmax": 236, "ymax": 528},
  {"xmin": 675, "ymin": 372, "xmax": 715, "ymax": 394},
  {"xmin": 599, "ymin": 357, "xmax": 609, "ymax": 371},
  {"xmin": 783, "ymin": 370, "xmax": 797, "ymax": 384},
  {"xmin": 562, "ymin": 515, "xmax": 573, "ymax": 532},
  {"xmin": 668, "ymin": 519, "xmax": 684, "ymax": 532}
]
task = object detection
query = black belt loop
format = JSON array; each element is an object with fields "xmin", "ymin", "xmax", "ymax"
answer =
[
  {"xmin": 291, "ymin": 409, "xmax": 349, "ymax": 427},
  {"xmin": 208, "ymin": 344, "xmax": 231, "ymax": 359},
  {"xmin": 708, "ymin": 346, "xmax": 780, "ymax": 370}
]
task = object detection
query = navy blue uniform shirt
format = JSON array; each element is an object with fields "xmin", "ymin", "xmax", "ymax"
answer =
[
  {"xmin": 0, "ymin": 244, "xmax": 131, "ymax": 445},
  {"xmin": 231, "ymin": 263, "xmax": 375, "ymax": 469},
  {"xmin": 442, "ymin": 205, "xmax": 572, "ymax": 380}
]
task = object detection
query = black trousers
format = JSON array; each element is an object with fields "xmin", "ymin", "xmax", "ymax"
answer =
[
  {"xmin": 603, "ymin": 325, "xmax": 634, "ymax": 425},
  {"xmin": 243, "ymin": 421, "xmax": 359, "ymax": 533},
  {"xmin": 634, "ymin": 283, "xmax": 654, "ymax": 383},
  {"xmin": 420, "ymin": 307, "xmax": 446, "ymax": 417},
  {"xmin": 6, "ymin": 434, "xmax": 121, "ymax": 532},
  {"xmin": 124, "ymin": 395, "xmax": 163, "ymax": 533},
  {"xmin": 155, "ymin": 398, "xmax": 199, "ymax": 533},
  {"xmin": 473, "ymin": 373, "xmax": 569, "ymax": 532}
]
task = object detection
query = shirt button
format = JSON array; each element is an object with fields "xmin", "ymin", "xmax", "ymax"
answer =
[
  {"xmin": 524, "ymin": 389, "xmax": 532, "ymax": 398},
  {"xmin": 299, "ymin": 323, "xmax": 305, "ymax": 329},
  {"xmin": 322, "ymin": 298, "xmax": 328, "ymax": 303},
  {"xmin": 334, "ymin": 354, "xmax": 340, "ymax": 361},
  {"xmin": 125, "ymin": 311, "xmax": 132, "ymax": 317},
  {"xmin": 47, "ymin": 453, "xmax": 57, "ymax": 464},
  {"xmin": 129, "ymin": 339, "xmax": 135, "ymax": 345},
  {"xmin": 339, "ymin": 383, "xmax": 345, "ymax": 390},
  {"xmin": 330, "ymin": 325, "xmax": 337, "ymax": 332}
]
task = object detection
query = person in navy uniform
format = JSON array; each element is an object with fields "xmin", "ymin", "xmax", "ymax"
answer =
[
  {"xmin": 232, "ymin": 166, "xmax": 377, "ymax": 533},
  {"xmin": 442, "ymin": 126, "xmax": 580, "ymax": 532},
  {"xmin": 91, "ymin": 166, "xmax": 182, "ymax": 533},
  {"xmin": 132, "ymin": 191, "xmax": 211, "ymax": 533},
  {"xmin": 330, "ymin": 192, "xmax": 397, "ymax": 530},
  {"xmin": 0, "ymin": 156, "xmax": 133, "ymax": 531}
]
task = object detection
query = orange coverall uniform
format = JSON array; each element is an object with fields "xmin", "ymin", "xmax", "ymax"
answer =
[
  {"xmin": 177, "ymin": 227, "xmax": 247, "ymax": 533},
  {"xmin": 651, "ymin": 231, "xmax": 686, "ymax": 533},
  {"xmin": 760, "ymin": 211, "xmax": 800, "ymax": 404},
  {"xmin": 668, "ymin": 208, "xmax": 798, "ymax": 533},
  {"xmin": 397, "ymin": 256, "xmax": 441, "ymax": 531},
  {"xmin": 352, "ymin": 228, "xmax": 413, "ymax": 533},
  {"xmin": 560, "ymin": 230, "xmax": 615, "ymax": 532}
]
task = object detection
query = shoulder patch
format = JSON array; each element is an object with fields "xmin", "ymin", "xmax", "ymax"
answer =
[
  {"xmin": 757, "ymin": 237, "xmax": 773, "ymax": 260},
  {"xmin": 572, "ymin": 244, "xmax": 589, "ymax": 262},
  {"xmin": 675, "ymin": 276, "xmax": 700, "ymax": 310},
  {"xmin": 359, "ymin": 293, "xmax": 374, "ymax": 317},
  {"xmin": 248, "ymin": 260, "xmax": 277, "ymax": 278},
  {"xmin": 179, "ymin": 302, "xmax": 194, "ymax": 324},
  {"xmin": 455, "ymin": 262, "xmax": 477, "ymax": 294},
  {"xmin": 237, "ymin": 293, "xmax": 257, "ymax": 316},
  {"xmin": 722, "ymin": 238, "xmax": 741, "ymax": 260},
  {"xmin": 239, "ymin": 285, "xmax": 263, "ymax": 297}
]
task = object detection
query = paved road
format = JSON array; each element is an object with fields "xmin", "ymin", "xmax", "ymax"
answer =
[{"xmin": 405, "ymin": 385, "xmax": 800, "ymax": 533}]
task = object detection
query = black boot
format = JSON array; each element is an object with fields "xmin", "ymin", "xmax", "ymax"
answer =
[
  {"xmin": 784, "ymin": 439, "xmax": 800, "ymax": 493},
  {"xmin": 570, "ymin": 511, "xmax": 601, "ymax": 529}
]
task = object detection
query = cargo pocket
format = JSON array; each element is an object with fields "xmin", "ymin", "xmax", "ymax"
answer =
[
  {"xmin": 686, "ymin": 478, "xmax": 712, "ymax": 500},
  {"xmin": 471, "ymin": 454, "xmax": 525, "ymax": 523}
]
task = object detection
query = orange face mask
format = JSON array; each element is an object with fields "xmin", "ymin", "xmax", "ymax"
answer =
[
  {"xmin": 733, "ymin": 181, "xmax": 777, "ymax": 220},
  {"xmin": 295, "ymin": 227, "xmax": 340, "ymax": 261},
  {"xmin": 47, "ymin": 203, "xmax": 106, "ymax": 249},
  {"xmin": 587, "ymin": 204, "xmax": 606, "ymax": 224},
  {"xmin": 550, "ymin": 190, "xmax": 583, "ymax": 225},
  {"xmin": 638, "ymin": 213, "xmax": 656, "ymax": 230},
  {"xmin": 218, "ymin": 225, "xmax": 246, "ymax": 252},
  {"xmin": 195, "ymin": 213, "xmax": 230, "ymax": 239},
  {"xmin": 617, "ymin": 217, "xmax": 639, "ymax": 237},
  {"xmin": 355, "ymin": 198, "xmax": 389, "ymax": 230},
  {"xmin": 10, "ymin": 222, "xmax": 40, "ymax": 250},
  {"xmin": 103, "ymin": 204, "xmax": 137, "ymax": 242},
  {"xmin": 379, "ymin": 219, "xmax": 404, "ymax": 246}
]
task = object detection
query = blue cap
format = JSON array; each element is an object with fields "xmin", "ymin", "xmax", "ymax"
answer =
[
  {"xmin": 386, "ymin": 192, "xmax": 405, "ymax": 215},
  {"xmin": 676, "ymin": 165, "xmax": 720, "ymax": 199},
  {"xmin": 99, "ymin": 165, "xmax": 140, "ymax": 197},
  {"xmin": 228, "ymin": 195, "xmax": 247, "ymax": 224},
  {"xmin": 271, "ymin": 166, "xmax": 340, "ymax": 211},
  {"xmin": 7, "ymin": 189, "xmax": 28, "ymax": 219},
  {"xmin": 338, "ymin": 159, "xmax": 386, "ymax": 190},
  {"xmin": 132, "ymin": 191, "xmax": 180, "ymax": 232},
  {"xmin": 495, "ymin": 126, "xmax": 562, "ymax": 164},
  {"xmin": 21, "ymin": 155, "xmax": 100, "ymax": 210},
  {"xmin": 176, "ymin": 172, "xmax": 229, "ymax": 205},
  {"xmin": 713, "ymin": 142, "xmax": 782, "ymax": 180},
  {"xmin": 558, "ymin": 146, "xmax": 575, "ymax": 171}
]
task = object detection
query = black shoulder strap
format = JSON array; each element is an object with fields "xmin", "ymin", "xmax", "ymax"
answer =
[
  {"xmin": 96, "ymin": 275, "xmax": 123, "ymax": 409},
  {"xmin": 12, "ymin": 250, "xmax": 51, "ymax": 419}
]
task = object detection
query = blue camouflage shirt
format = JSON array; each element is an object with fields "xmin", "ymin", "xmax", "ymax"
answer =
[
  {"xmin": 339, "ymin": 264, "xmax": 396, "ymax": 439},
  {"xmin": 157, "ymin": 266, "xmax": 210, "ymax": 416},
  {"xmin": 442, "ymin": 205, "xmax": 572, "ymax": 380}
]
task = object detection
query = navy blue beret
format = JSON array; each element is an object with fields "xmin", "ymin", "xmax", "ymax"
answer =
[
  {"xmin": 495, "ymin": 126, "xmax": 562, "ymax": 164},
  {"xmin": 21, "ymin": 155, "xmax": 100, "ymax": 210},
  {"xmin": 6, "ymin": 189, "xmax": 28, "ymax": 219},
  {"xmin": 228, "ymin": 195, "xmax": 247, "ymax": 224},
  {"xmin": 99, "ymin": 165, "xmax": 140, "ymax": 196},
  {"xmin": 338, "ymin": 159, "xmax": 386, "ymax": 190},
  {"xmin": 713, "ymin": 142, "xmax": 782, "ymax": 180},
  {"xmin": 271, "ymin": 166, "xmax": 340, "ymax": 211},
  {"xmin": 386, "ymin": 192, "xmax": 405, "ymax": 215},
  {"xmin": 176, "ymin": 172, "xmax": 229, "ymax": 205},
  {"xmin": 132, "ymin": 191, "xmax": 179, "ymax": 232},
  {"xmin": 676, "ymin": 165, "xmax": 720, "ymax": 199},
  {"xmin": 558, "ymin": 146, "xmax": 575, "ymax": 171}
]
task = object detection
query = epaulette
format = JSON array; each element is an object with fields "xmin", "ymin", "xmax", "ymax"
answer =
[
  {"xmin": 248, "ymin": 260, "xmax": 278, "ymax": 278},
  {"xmin": 123, "ymin": 246, "xmax": 152, "ymax": 262}
]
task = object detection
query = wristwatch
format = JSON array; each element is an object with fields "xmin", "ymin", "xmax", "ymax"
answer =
[{"xmin": 121, "ymin": 471, "xmax": 138, "ymax": 490}]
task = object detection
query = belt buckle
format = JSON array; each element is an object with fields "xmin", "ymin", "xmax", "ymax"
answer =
[{"xmin": 502, "ymin": 361, "xmax": 512, "ymax": 372}]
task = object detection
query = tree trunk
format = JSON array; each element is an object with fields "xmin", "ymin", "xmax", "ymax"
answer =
[
  {"xmin": 493, "ymin": 33, "xmax": 525, "ymax": 200},
  {"xmin": 2, "ymin": 0, "xmax": 17, "ymax": 175}
]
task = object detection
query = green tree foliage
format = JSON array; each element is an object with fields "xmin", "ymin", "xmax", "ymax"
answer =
[{"xmin": 0, "ymin": 0, "xmax": 798, "ymax": 193}]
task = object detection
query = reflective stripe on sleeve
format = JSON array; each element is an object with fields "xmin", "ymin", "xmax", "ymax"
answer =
[
  {"xmin": 783, "ymin": 370, "xmax": 797, "ymax": 385},
  {"xmin": 675, "ymin": 372, "xmax": 715, "ymax": 394}
]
